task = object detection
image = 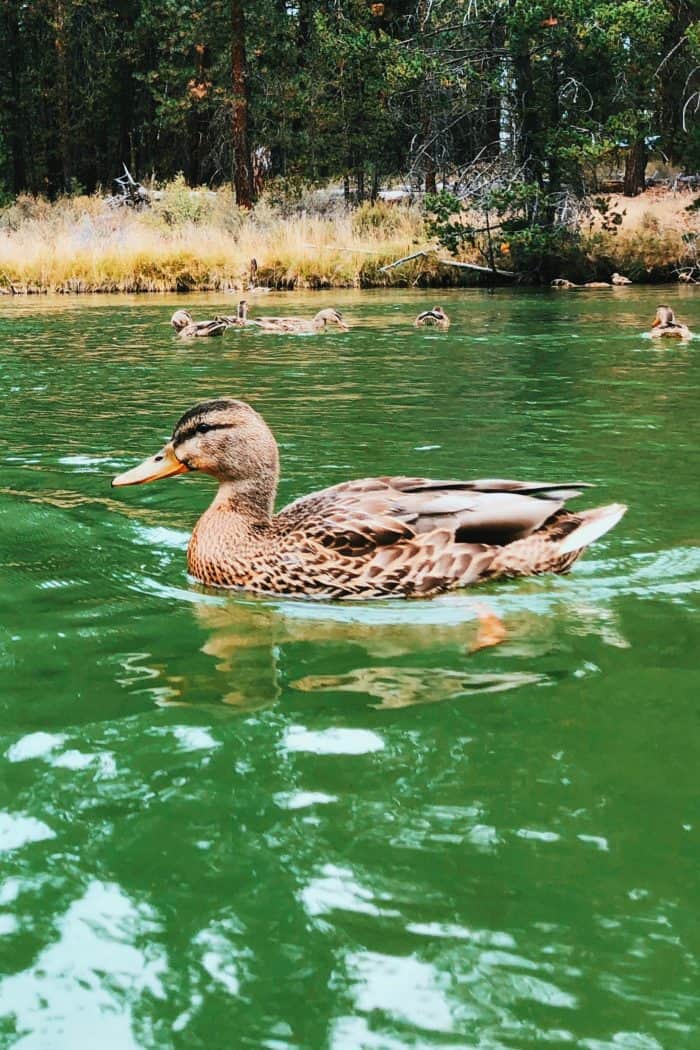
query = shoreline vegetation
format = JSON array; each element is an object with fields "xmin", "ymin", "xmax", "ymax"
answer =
[{"xmin": 1, "ymin": 180, "xmax": 699, "ymax": 295}]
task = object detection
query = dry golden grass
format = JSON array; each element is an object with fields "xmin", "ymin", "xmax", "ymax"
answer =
[
  {"xmin": 1, "ymin": 184, "xmax": 698, "ymax": 293},
  {"xmin": 582, "ymin": 188, "xmax": 700, "ymax": 279},
  {"xmin": 605, "ymin": 188, "xmax": 696, "ymax": 232},
  {"xmin": 0, "ymin": 190, "xmax": 435, "ymax": 293}
]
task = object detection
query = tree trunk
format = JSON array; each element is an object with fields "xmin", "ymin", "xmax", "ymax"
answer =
[
  {"xmin": 231, "ymin": 0, "xmax": 253, "ymax": 208},
  {"xmin": 421, "ymin": 106, "xmax": 436, "ymax": 192},
  {"xmin": 484, "ymin": 90, "xmax": 501, "ymax": 159},
  {"xmin": 482, "ymin": 18, "xmax": 504, "ymax": 157},
  {"xmin": 623, "ymin": 137, "xmax": 647, "ymax": 197},
  {"xmin": 371, "ymin": 166, "xmax": 380, "ymax": 203},
  {"xmin": 424, "ymin": 163, "xmax": 437, "ymax": 195},
  {"xmin": 54, "ymin": 0, "xmax": 73, "ymax": 193},
  {"xmin": 2, "ymin": 0, "xmax": 26, "ymax": 192},
  {"xmin": 509, "ymin": 1, "xmax": 543, "ymax": 187},
  {"xmin": 416, "ymin": 0, "xmax": 437, "ymax": 193}
]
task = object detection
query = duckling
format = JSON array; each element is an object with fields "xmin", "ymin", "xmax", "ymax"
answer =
[
  {"xmin": 414, "ymin": 306, "xmax": 451, "ymax": 329},
  {"xmin": 551, "ymin": 278, "xmax": 578, "ymax": 289},
  {"xmin": 252, "ymin": 308, "xmax": 349, "ymax": 334},
  {"xmin": 112, "ymin": 398, "xmax": 626, "ymax": 599},
  {"xmin": 171, "ymin": 310, "xmax": 227, "ymax": 338},
  {"xmin": 649, "ymin": 305, "xmax": 693, "ymax": 340},
  {"xmin": 611, "ymin": 272, "xmax": 632, "ymax": 285}
]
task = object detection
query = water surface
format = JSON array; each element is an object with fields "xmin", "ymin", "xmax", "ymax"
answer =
[{"xmin": 1, "ymin": 287, "xmax": 699, "ymax": 1048}]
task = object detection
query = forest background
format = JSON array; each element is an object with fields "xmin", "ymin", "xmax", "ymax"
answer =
[{"xmin": 1, "ymin": 0, "xmax": 700, "ymax": 291}]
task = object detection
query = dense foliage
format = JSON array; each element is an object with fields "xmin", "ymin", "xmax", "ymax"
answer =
[{"xmin": 0, "ymin": 0, "xmax": 698, "ymax": 205}]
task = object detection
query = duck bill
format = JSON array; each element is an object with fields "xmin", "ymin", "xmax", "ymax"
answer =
[
  {"xmin": 651, "ymin": 317, "xmax": 661, "ymax": 328},
  {"xmin": 112, "ymin": 442, "xmax": 189, "ymax": 487}
]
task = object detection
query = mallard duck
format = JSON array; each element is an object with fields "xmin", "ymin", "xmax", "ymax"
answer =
[
  {"xmin": 414, "ymin": 306, "xmax": 450, "ymax": 328},
  {"xmin": 171, "ymin": 310, "xmax": 227, "ymax": 338},
  {"xmin": 252, "ymin": 308, "xmax": 349, "ymax": 334},
  {"xmin": 215, "ymin": 300, "xmax": 250, "ymax": 328},
  {"xmin": 112, "ymin": 398, "xmax": 626, "ymax": 599},
  {"xmin": 649, "ymin": 305, "xmax": 693, "ymax": 339},
  {"xmin": 611, "ymin": 272, "xmax": 632, "ymax": 285},
  {"xmin": 551, "ymin": 278, "xmax": 578, "ymax": 289}
]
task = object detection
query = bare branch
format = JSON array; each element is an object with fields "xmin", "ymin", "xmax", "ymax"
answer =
[
  {"xmin": 655, "ymin": 35, "xmax": 688, "ymax": 78},
  {"xmin": 683, "ymin": 90, "xmax": 700, "ymax": 132}
]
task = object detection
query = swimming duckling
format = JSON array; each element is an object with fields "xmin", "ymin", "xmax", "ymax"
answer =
[
  {"xmin": 112, "ymin": 398, "xmax": 626, "ymax": 598},
  {"xmin": 649, "ymin": 305, "xmax": 693, "ymax": 340},
  {"xmin": 414, "ymin": 306, "xmax": 450, "ymax": 329},
  {"xmin": 171, "ymin": 310, "xmax": 227, "ymax": 338}
]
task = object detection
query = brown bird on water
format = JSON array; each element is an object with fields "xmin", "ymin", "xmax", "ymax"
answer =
[
  {"xmin": 414, "ymin": 306, "xmax": 450, "ymax": 329},
  {"xmin": 649, "ymin": 305, "xmax": 693, "ymax": 340},
  {"xmin": 171, "ymin": 310, "xmax": 227, "ymax": 338},
  {"xmin": 112, "ymin": 398, "xmax": 626, "ymax": 599},
  {"xmin": 250, "ymin": 308, "xmax": 350, "ymax": 334}
]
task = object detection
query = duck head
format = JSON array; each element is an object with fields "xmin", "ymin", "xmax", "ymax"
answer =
[
  {"xmin": 313, "ymin": 308, "xmax": 349, "ymax": 331},
  {"xmin": 112, "ymin": 399, "xmax": 279, "ymax": 497},
  {"xmin": 652, "ymin": 305, "xmax": 675, "ymax": 328},
  {"xmin": 171, "ymin": 309, "xmax": 193, "ymax": 331}
]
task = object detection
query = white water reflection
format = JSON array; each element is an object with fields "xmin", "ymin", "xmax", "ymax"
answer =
[
  {"xmin": 283, "ymin": 726, "xmax": 385, "ymax": 756},
  {"xmin": 302, "ymin": 864, "xmax": 399, "ymax": 920},
  {"xmin": 0, "ymin": 814, "xmax": 55, "ymax": 853},
  {"xmin": 346, "ymin": 950, "xmax": 454, "ymax": 1032},
  {"xmin": 0, "ymin": 881, "xmax": 165, "ymax": 1049}
]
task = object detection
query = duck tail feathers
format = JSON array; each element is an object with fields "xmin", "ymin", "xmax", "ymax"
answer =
[{"xmin": 558, "ymin": 503, "xmax": 627, "ymax": 555}]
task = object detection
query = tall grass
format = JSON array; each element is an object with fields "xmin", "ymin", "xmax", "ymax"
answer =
[
  {"xmin": 580, "ymin": 190, "xmax": 700, "ymax": 281},
  {"xmin": 0, "ymin": 186, "xmax": 434, "ymax": 293},
  {"xmin": 1, "ymin": 180, "xmax": 698, "ymax": 293}
]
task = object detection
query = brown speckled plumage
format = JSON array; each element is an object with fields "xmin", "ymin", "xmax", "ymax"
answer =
[
  {"xmin": 113, "ymin": 398, "xmax": 626, "ymax": 598},
  {"xmin": 649, "ymin": 305, "xmax": 693, "ymax": 340},
  {"xmin": 251, "ymin": 308, "xmax": 349, "ymax": 334},
  {"xmin": 414, "ymin": 306, "xmax": 450, "ymax": 329},
  {"xmin": 171, "ymin": 310, "xmax": 227, "ymax": 338}
]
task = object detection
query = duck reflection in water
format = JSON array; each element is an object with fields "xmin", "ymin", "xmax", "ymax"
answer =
[{"xmin": 174, "ymin": 592, "xmax": 626, "ymax": 713}]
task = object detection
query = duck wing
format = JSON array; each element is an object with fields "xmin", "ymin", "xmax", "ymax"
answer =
[
  {"xmin": 181, "ymin": 320, "xmax": 227, "ymax": 337},
  {"xmin": 278, "ymin": 476, "xmax": 592, "ymax": 552}
]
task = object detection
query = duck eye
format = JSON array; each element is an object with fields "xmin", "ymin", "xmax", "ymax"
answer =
[{"xmin": 197, "ymin": 422, "xmax": 211, "ymax": 434}]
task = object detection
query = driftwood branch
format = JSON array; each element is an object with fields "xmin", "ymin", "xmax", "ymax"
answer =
[
  {"xmin": 379, "ymin": 249, "xmax": 516, "ymax": 277},
  {"xmin": 437, "ymin": 257, "xmax": 515, "ymax": 276},
  {"xmin": 378, "ymin": 250, "xmax": 430, "ymax": 272}
]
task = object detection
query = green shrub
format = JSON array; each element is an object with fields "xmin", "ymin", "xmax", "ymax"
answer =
[{"xmin": 152, "ymin": 174, "xmax": 217, "ymax": 226}]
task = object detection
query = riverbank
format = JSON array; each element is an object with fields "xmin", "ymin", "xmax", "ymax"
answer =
[{"xmin": 1, "ymin": 183, "xmax": 698, "ymax": 293}]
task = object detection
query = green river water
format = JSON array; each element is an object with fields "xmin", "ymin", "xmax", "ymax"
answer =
[{"xmin": 0, "ymin": 288, "xmax": 698, "ymax": 1049}]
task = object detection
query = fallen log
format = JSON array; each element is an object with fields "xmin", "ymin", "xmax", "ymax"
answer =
[
  {"xmin": 436, "ymin": 258, "xmax": 516, "ymax": 277},
  {"xmin": 378, "ymin": 250, "xmax": 430, "ymax": 272},
  {"xmin": 379, "ymin": 249, "xmax": 516, "ymax": 278}
]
